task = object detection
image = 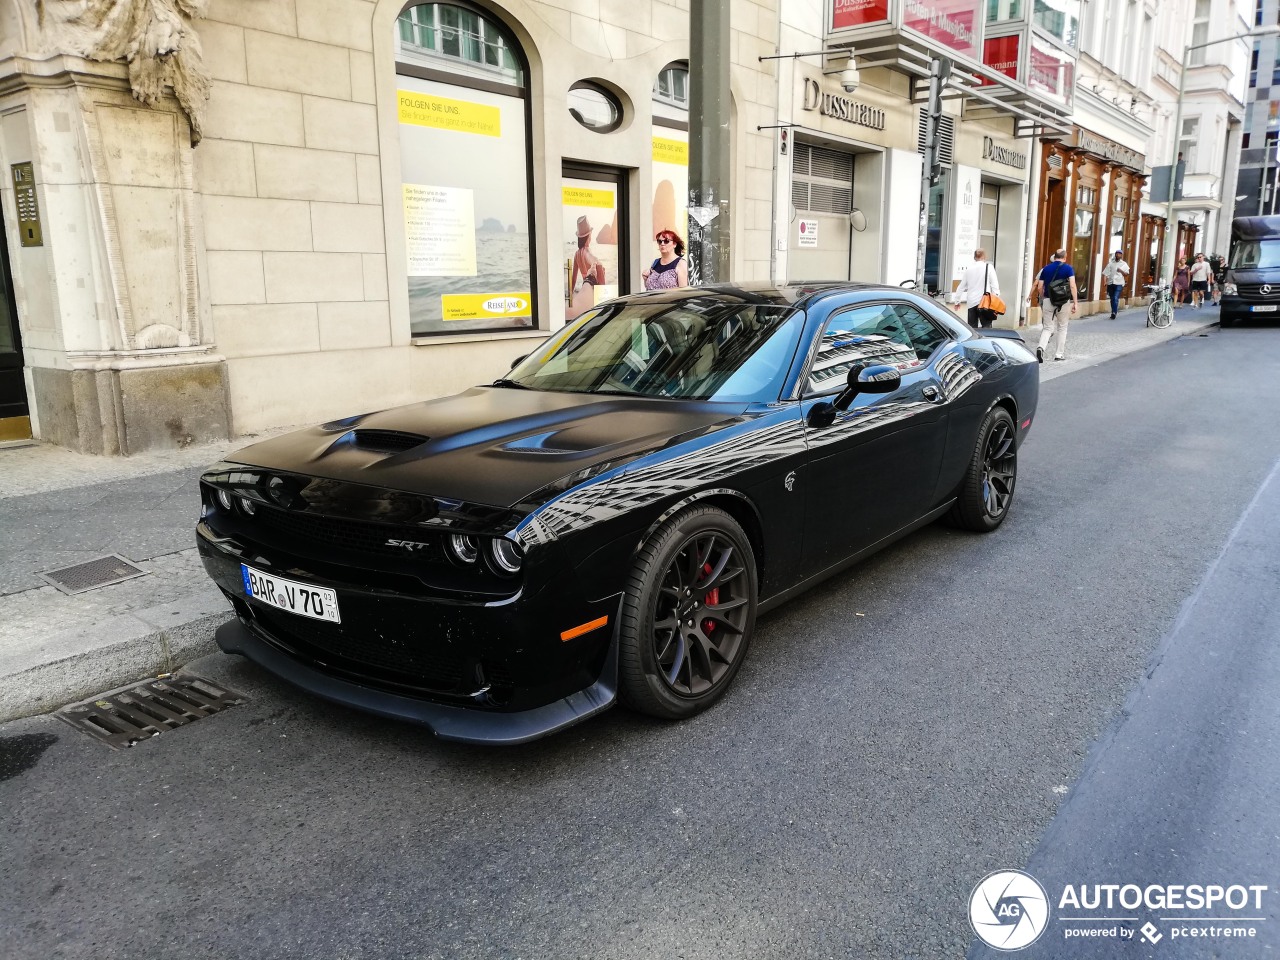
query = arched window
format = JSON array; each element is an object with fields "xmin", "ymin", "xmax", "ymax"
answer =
[{"xmin": 396, "ymin": 2, "xmax": 535, "ymax": 336}]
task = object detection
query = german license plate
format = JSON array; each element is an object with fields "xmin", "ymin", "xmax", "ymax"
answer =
[
  {"xmin": 1251, "ymin": 305, "xmax": 1277, "ymax": 312},
  {"xmin": 241, "ymin": 564, "xmax": 340, "ymax": 623}
]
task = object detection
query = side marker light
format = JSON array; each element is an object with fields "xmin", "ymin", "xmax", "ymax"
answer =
[{"xmin": 560, "ymin": 615, "xmax": 609, "ymax": 642}]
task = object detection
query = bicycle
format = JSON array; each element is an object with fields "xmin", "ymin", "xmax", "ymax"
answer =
[{"xmin": 1144, "ymin": 282, "xmax": 1173, "ymax": 329}]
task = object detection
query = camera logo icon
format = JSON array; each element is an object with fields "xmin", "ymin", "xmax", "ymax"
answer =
[{"xmin": 969, "ymin": 869, "xmax": 1050, "ymax": 951}]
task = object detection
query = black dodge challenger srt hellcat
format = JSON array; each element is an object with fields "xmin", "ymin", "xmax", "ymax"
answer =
[{"xmin": 197, "ymin": 283, "xmax": 1038, "ymax": 744}]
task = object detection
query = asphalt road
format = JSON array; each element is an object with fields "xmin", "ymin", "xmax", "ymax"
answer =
[{"xmin": 3, "ymin": 325, "xmax": 1280, "ymax": 960}]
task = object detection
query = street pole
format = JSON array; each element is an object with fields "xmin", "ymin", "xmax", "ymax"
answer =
[
  {"xmin": 917, "ymin": 57, "xmax": 950, "ymax": 292},
  {"xmin": 687, "ymin": 0, "xmax": 731, "ymax": 285},
  {"xmin": 1161, "ymin": 48, "xmax": 1189, "ymax": 286}
]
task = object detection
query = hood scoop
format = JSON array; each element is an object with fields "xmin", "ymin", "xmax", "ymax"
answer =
[{"xmin": 347, "ymin": 429, "xmax": 430, "ymax": 453}]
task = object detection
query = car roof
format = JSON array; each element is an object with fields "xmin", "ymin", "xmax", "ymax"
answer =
[{"xmin": 623, "ymin": 282, "xmax": 917, "ymax": 310}]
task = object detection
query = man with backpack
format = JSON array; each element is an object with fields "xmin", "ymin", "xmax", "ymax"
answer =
[{"xmin": 1029, "ymin": 249, "xmax": 1078, "ymax": 363}]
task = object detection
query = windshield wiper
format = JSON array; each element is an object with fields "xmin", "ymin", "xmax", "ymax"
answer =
[{"xmin": 491, "ymin": 378, "xmax": 532, "ymax": 390}]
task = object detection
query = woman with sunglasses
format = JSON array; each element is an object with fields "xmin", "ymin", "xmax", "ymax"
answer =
[{"xmin": 642, "ymin": 231, "xmax": 689, "ymax": 290}]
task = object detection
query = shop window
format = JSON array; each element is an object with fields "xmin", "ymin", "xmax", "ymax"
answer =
[
  {"xmin": 568, "ymin": 82, "xmax": 622, "ymax": 133},
  {"xmin": 395, "ymin": 2, "xmax": 536, "ymax": 337},
  {"xmin": 652, "ymin": 62, "xmax": 689, "ymax": 250}
]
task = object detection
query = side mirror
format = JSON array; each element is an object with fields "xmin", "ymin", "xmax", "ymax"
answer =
[
  {"xmin": 510, "ymin": 353, "xmax": 527, "ymax": 370},
  {"xmin": 833, "ymin": 364, "xmax": 901, "ymax": 410}
]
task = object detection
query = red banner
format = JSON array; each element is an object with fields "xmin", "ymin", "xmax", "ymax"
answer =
[
  {"xmin": 831, "ymin": 0, "xmax": 890, "ymax": 30},
  {"xmin": 981, "ymin": 34, "xmax": 1020, "ymax": 86},
  {"xmin": 902, "ymin": 0, "xmax": 981, "ymax": 59}
]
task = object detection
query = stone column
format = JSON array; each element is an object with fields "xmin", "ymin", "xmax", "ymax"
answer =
[{"xmin": 0, "ymin": 2, "xmax": 227, "ymax": 454}]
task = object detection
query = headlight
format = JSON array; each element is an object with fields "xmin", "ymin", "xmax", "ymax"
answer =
[
  {"xmin": 239, "ymin": 498, "xmax": 256, "ymax": 515},
  {"xmin": 217, "ymin": 489, "xmax": 233, "ymax": 510},
  {"xmin": 448, "ymin": 534, "xmax": 479, "ymax": 564},
  {"xmin": 1223, "ymin": 282, "xmax": 1237, "ymax": 295},
  {"xmin": 489, "ymin": 538, "xmax": 523, "ymax": 575}
]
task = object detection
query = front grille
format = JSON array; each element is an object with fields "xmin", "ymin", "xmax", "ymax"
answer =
[
  {"xmin": 247, "ymin": 604, "xmax": 514, "ymax": 698},
  {"xmin": 1233, "ymin": 283, "xmax": 1280, "ymax": 299},
  {"xmin": 255, "ymin": 505, "xmax": 447, "ymax": 563}
]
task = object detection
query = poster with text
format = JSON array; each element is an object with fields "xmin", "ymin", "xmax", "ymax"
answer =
[
  {"xmin": 981, "ymin": 34, "xmax": 1021, "ymax": 85},
  {"xmin": 902, "ymin": 0, "xmax": 982, "ymax": 61},
  {"xmin": 563, "ymin": 178, "xmax": 620, "ymax": 323},
  {"xmin": 652, "ymin": 128, "xmax": 689, "ymax": 270},
  {"xmin": 398, "ymin": 77, "xmax": 533, "ymax": 335},
  {"xmin": 830, "ymin": 0, "xmax": 890, "ymax": 31}
]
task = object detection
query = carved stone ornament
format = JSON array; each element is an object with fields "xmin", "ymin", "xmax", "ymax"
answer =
[{"xmin": 33, "ymin": 0, "xmax": 211, "ymax": 144}]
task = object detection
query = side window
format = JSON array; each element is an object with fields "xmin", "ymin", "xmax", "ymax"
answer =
[
  {"xmin": 805, "ymin": 304, "xmax": 923, "ymax": 395},
  {"xmin": 891, "ymin": 304, "xmax": 950, "ymax": 359}
]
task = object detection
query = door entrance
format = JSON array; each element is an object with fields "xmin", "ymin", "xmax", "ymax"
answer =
[
  {"xmin": 0, "ymin": 214, "xmax": 30, "ymax": 441},
  {"xmin": 562, "ymin": 164, "xmax": 629, "ymax": 323},
  {"xmin": 789, "ymin": 142, "xmax": 853, "ymax": 282}
]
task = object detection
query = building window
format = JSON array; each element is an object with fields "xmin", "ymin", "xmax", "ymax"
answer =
[
  {"xmin": 395, "ymin": 2, "xmax": 536, "ymax": 337},
  {"xmin": 568, "ymin": 82, "xmax": 622, "ymax": 133},
  {"xmin": 654, "ymin": 64, "xmax": 689, "ymax": 109},
  {"xmin": 1033, "ymin": 0, "xmax": 1081, "ymax": 48},
  {"xmin": 1189, "ymin": 0, "xmax": 1210, "ymax": 65},
  {"xmin": 986, "ymin": 0, "xmax": 1023, "ymax": 21},
  {"xmin": 1179, "ymin": 117, "xmax": 1200, "ymax": 171}
]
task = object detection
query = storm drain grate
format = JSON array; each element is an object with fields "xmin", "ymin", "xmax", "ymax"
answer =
[
  {"xmin": 39, "ymin": 554, "xmax": 147, "ymax": 595},
  {"xmin": 56, "ymin": 676, "xmax": 247, "ymax": 749}
]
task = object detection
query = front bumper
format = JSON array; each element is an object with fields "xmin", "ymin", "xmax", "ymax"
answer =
[
  {"xmin": 1220, "ymin": 294, "xmax": 1280, "ymax": 319},
  {"xmin": 214, "ymin": 619, "xmax": 617, "ymax": 745},
  {"xmin": 198, "ymin": 523, "xmax": 622, "ymax": 744}
]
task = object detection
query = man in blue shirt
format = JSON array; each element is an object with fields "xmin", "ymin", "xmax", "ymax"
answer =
[{"xmin": 1029, "ymin": 249, "xmax": 1078, "ymax": 362}]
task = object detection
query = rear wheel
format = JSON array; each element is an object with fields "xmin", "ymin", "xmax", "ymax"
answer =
[
  {"xmin": 947, "ymin": 407, "xmax": 1018, "ymax": 532},
  {"xmin": 618, "ymin": 506, "xmax": 757, "ymax": 719}
]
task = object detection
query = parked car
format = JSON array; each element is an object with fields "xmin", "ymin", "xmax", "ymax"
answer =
[
  {"xmin": 1221, "ymin": 215, "xmax": 1280, "ymax": 326},
  {"xmin": 196, "ymin": 283, "xmax": 1039, "ymax": 744}
]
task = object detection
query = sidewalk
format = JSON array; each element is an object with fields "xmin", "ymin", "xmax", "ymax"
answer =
[{"xmin": 0, "ymin": 302, "xmax": 1219, "ymax": 722}]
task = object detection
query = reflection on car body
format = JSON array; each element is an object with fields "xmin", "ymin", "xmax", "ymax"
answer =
[{"xmin": 196, "ymin": 283, "xmax": 1038, "ymax": 744}]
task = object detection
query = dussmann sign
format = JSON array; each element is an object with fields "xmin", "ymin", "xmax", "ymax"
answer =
[
  {"xmin": 982, "ymin": 136, "xmax": 1026, "ymax": 169},
  {"xmin": 801, "ymin": 78, "xmax": 887, "ymax": 131}
]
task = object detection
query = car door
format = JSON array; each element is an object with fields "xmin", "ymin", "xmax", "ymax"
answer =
[{"xmin": 799, "ymin": 300, "xmax": 953, "ymax": 576}]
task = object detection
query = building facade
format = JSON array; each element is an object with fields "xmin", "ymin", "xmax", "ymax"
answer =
[
  {"xmin": 0, "ymin": 0, "xmax": 780, "ymax": 452},
  {"xmin": 1235, "ymin": 0, "xmax": 1280, "ymax": 220}
]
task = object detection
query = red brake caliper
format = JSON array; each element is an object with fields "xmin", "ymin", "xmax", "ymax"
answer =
[{"xmin": 702, "ymin": 562, "xmax": 718, "ymax": 633}]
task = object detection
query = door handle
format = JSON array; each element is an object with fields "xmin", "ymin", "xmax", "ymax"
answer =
[{"xmin": 923, "ymin": 385, "xmax": 943, "ymax": 403}]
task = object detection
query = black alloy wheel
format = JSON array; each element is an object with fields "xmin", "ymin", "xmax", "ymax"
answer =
[
  {"xmin": 947, "ymin": 406, "xmax": 1017, "ymax": 532},
  {"xmin": 619, "ymin": 506, "xmax": 758, "ymax": 719}
]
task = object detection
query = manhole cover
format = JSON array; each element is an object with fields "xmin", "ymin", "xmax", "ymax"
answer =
[
  {"xmin": 56, "ymin": 676, "xmax": 247, "ymax": 749},
  {"xmin": 38, "ymin": 554, "xmax": 146, "ymax": 595}
]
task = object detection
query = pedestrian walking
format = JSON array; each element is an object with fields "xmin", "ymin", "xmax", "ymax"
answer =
[
  {"xmin": 1188, "ymin": 252, "xmax": 1213, "ymax": 308},
  {"xmin": 1173, "ymin": 257, "xmax": 1191, "ymax": 305},
  {"xmin": 1101, "ymin": 249, "xmax": 1130, "ymax": 318},
  {"xmin": 1030, "ymin": 248, "xmax": 1078, "ymax": 363},
  {"xmin": 1210, "ymin": 253, "xmax": 1227, "ymax": 304},
  {"xmin": 950, "ymin": 248, "xmax": 1002, "ymax": 328}
]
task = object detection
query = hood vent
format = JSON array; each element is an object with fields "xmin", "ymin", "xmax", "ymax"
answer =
[{"xmin": 350, "ymin": 429, "xmax": 429, "ymax": 453}]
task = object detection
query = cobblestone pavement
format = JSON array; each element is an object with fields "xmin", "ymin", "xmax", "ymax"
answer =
[{"xmin": 0, "ymin": 304, "xmax": 1219, "ymax": 721}]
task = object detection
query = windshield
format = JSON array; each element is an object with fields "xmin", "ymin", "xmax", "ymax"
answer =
[
  {"xmin": 1229, "ymin": 239, "xmax": 1280, "ymax": 270},
  {"xmin": 504, "ymin": 296, "xmax": 803, "ymax": 401}
]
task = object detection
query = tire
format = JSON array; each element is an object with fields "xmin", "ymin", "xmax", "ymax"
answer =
[
  {"xmin": 946, "ymin": 407, "xmax": 1018, "ymax": 532},
  {"xmin": 618, "ymin": 506, "xmax": 758, "ymax": 720},
  {"xmin": 1150, "ymin": 301, "xmax": 1173, "ymax": 329},
  {"xmin": 1220, "ymin": 313, "xmax": 1237, "ymax": 328}
]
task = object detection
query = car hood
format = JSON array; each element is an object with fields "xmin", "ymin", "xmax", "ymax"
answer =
[{"xmin": 226, "ymin": 386, "xmax": 748, "ymax": 509}]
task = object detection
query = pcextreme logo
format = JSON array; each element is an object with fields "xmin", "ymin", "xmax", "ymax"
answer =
[{"xmin": 970, "ymin": 870, "xmax": 1050, "ymax": 951}]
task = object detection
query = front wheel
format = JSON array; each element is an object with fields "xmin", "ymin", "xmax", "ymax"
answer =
[
  {"xmin": 618, "ymin": 506, "xmax": 758, "ymax": 720},
  {"xmin": 947, "ymin": 407, "xmax": 1018, "ymax": 532},
  {"xmin": 1148, "ymin": 300, "xmax": 1173, "ymax": 329}
]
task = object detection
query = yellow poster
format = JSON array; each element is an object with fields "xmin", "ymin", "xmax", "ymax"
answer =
[
  {"xmin": 561, "ymin": 186, "xmax": 615, "ymax": 209},
  {"xmin": 397, "ymin": 91, "xmax": 501, "ymax": 137},
  {"xmin": 652, "ymin": 137, "xmax": 689, "ymax": 166},
  {"xmin": 441, "ymin": 292, "xmax": 533, "ymax": 322}
]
